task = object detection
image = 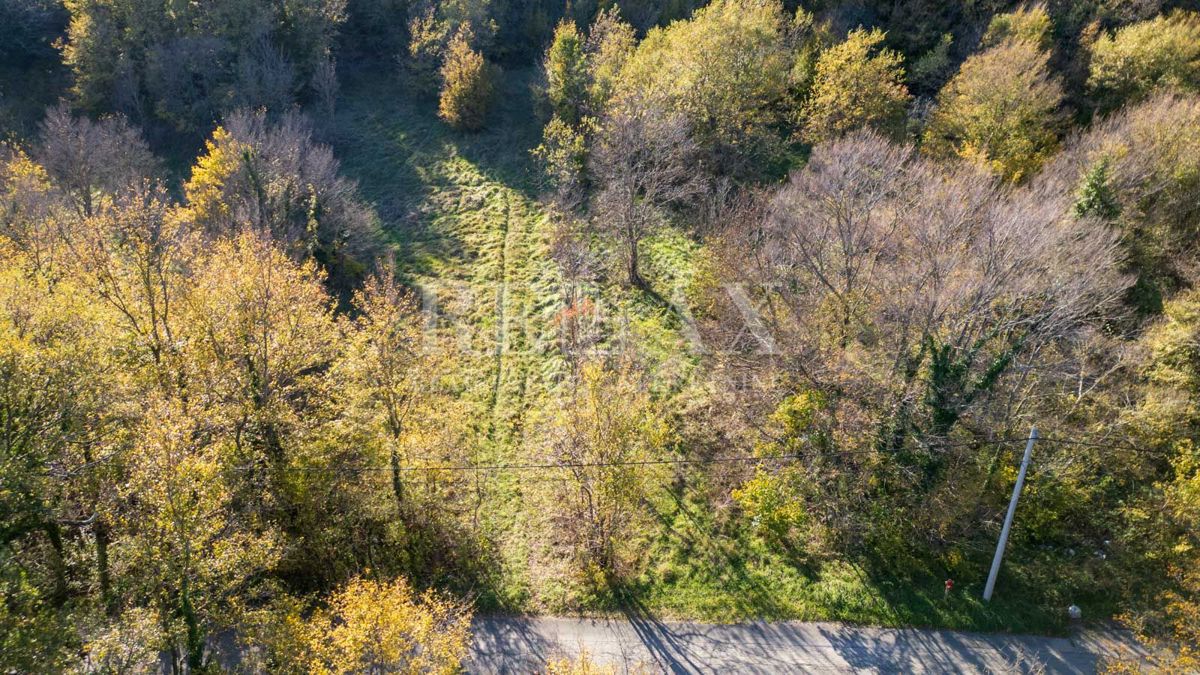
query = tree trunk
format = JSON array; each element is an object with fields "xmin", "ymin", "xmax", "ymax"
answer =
[
  {"xmin": 43, "ymin": 521, "xmax": 69, "ymax": 604},
  {"xmin": 390, "ymin": 447, "xmax": 404, "ymax": 517},
  {"xmin": 628, "ymin": 237, "xmax": 642, "ymax": 287},
  {"xmin": 95, "ymin": 519, "xmax": 114, "ymax": 616},
  {"xmin": 180, "ymin": 575, "xmax": 205, "ymax": 672}
]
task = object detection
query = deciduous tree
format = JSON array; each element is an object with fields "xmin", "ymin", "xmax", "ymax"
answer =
[
  {"xmin": 1038, "ymin": 92, "xmax": 1200, "ymax": 313},
  {"xmin": 801, "ymin": 28, "xmax": 910, "ymax": 144},
  {"xmin": 1088, "ymin": 11, "xmax": 1200, "ymax": 113},
  {"xmin": 924, "ymin": 39, "xmax": 1064, "ymax": 182},
  {"xmin": 589, "ymin": 101, "xmax": 703, "ymax": 287},
  {"xmin": 183, "ymin": 109, "xmax": 377, "ymax": 291},
  {"xmin": 545, "ymin": 362, "xmax": 674, "ymax": 577},
  {"xmin": 711, "ymin": 130, "xmax": 1126, "ymax": 548},
  {"xmin": 544, "ymin": 21, "xmax": 589, "ymax": 126},
  {"xmin": 315, "ymin": 576, "xmax": 471, "ymax": 674},
  {"xmin": 614, "ymin": 0, "xmax": 803, "ymax": 176}
]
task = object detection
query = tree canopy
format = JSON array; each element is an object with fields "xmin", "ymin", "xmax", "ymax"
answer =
[{"xmin": 4, "ymin": 0, "xmax": 1200, "ymax": 668}]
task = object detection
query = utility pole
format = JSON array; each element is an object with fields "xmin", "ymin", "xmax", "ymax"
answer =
[{"xmin": 983, "ymin": 426, "xmax": 1038, "ymax": 602}]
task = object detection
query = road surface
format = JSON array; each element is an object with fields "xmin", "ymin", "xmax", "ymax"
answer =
[{"xmin": 468, "ymin": 616, "xmax": 1148, "ymax": 674}]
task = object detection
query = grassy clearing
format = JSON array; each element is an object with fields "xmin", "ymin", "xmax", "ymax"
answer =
[
  {"xmin": 331, "ymin": 64, "xmax": 1066, "ymax": 634},
  {"xmin": 334, "ymin": 64, "xmax": 562, "ymax": 608}
]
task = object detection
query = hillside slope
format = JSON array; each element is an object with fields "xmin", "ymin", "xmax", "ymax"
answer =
[{"xmin": 330, "ymin": 66, "xmax": 1064, "ymax": 633}]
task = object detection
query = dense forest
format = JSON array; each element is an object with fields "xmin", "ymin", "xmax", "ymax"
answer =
[{"xmin": 1, "ymin": 0, "xmax": 1199, "ymax": 671}]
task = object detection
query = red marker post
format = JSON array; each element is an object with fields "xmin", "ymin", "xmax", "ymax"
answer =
[{"xmin": 944, "ymin": 578, "xmax": 954, "ymax": 599}]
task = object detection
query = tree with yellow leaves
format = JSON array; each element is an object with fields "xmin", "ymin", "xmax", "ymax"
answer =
[
  {"xmin": 182, "ymin": 110, "xmax": 378, "ymax": 292},
  {"xmin": 544, "ymin": 361, "xmax": 675, "ymax": 578},
  {"xmin": 980, "ymin": 4, "xmax": 1053, "ymax": 51},
  {"xmin": 1104, "ymin": 288, "xmax": 1200, "ymax": 672},
  {"xmin": 923, "ymin": 38, "xmax": 1063, "ymax": 182},
  {"xmin": 615, "ymin": 0, "xmax": 805, "ymax": 175},
  {"xmin": 306, "ymin": 576, "xmax": 472, "ymax": 675},
  {"xmin": 339, "ymin": 268, "xmax": 474, "ymax": 525},
  {"xmin": 1089, "ymin": 11, "xmax": 1200, "ymax": 113},
  {"xmin": 120, "ymin": 402, "xmax": 280, "ymax": 673},
  {"xmin": 801, "ymin": 27, "xmax": 910, "ymax": 144}
]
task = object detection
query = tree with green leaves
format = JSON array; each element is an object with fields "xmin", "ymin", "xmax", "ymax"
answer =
[
  {"xmin": 583, "ymin": 7, "xmax": 636, "ymax": 116},
  {"xmin": 614, "ymin": 0, "xmax": 805, "ymax": 176},
  {"xmin": 533, "ymin": 8, "xmax": 635, "ymax": 207},
  {"xmin": 544, "ymin": 20, "xmax": 589, "ymax": 126}
]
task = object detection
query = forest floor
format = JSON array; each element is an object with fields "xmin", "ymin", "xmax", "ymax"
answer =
[{"xmin": 329, "ymin": 64, "xmax": 1081, "ymax": 635}]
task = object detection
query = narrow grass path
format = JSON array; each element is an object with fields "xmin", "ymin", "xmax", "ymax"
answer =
[{"xmin": 334, "ymin": 65, "xmax": 563, "ymax": 607}]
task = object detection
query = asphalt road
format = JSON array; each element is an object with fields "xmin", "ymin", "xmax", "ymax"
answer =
[{"xmin": 468, "ymin": 616, "xmax": 1148, "ymax": 674}]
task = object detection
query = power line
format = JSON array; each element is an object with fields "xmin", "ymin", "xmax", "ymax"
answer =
[
  {"xmin": 43, "ymin": 433, "xmax": 1168, "ymax": 479},
  {"xmin": 231, "ymin": 452, "xmax": 816, "ymax": 475},
  {"xmin": 219, "ymin": 436, "xmax": 1030, "ymax": 475}
]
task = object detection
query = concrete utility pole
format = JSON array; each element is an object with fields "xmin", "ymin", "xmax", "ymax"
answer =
[{"xmin": 983, "ymin": 426, "xmax": 1038, "ymax": 602}]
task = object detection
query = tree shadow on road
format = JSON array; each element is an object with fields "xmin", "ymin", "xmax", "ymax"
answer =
[
  {"xmin": 815, "ymin": 622, "xmax": 1088, "ymax": 674},
  {"xmin": 468, "ymin": 615, "xmax": 560, "ymax": 674},
  {"xmin": 606, "ymin": 581, "xmax": 711, "ymax": 675}
]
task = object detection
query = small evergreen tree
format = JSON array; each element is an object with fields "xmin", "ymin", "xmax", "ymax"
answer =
[
  {"xmin": 1073, "ymin": 159, "xmax": 1120, "ymax": 221},
  {"xmin": 544, "ymin": 20, "xmax": 589, "ymax": 125},
  {"xmin": 438, "ymin": 28, "xmax": 496, "ymax": 131}
]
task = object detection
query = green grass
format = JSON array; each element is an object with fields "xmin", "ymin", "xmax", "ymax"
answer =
[
  {"xmin": 617, "ymin": 485, "xmax": 1067, "ymax": 633},
  {"xmin": 335, "ymin": 64, "xmax": 571, "ymax": 610},
  {"xmin": 330, "ymin": 64, "xmax": 1069, "ymax": 635}
]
